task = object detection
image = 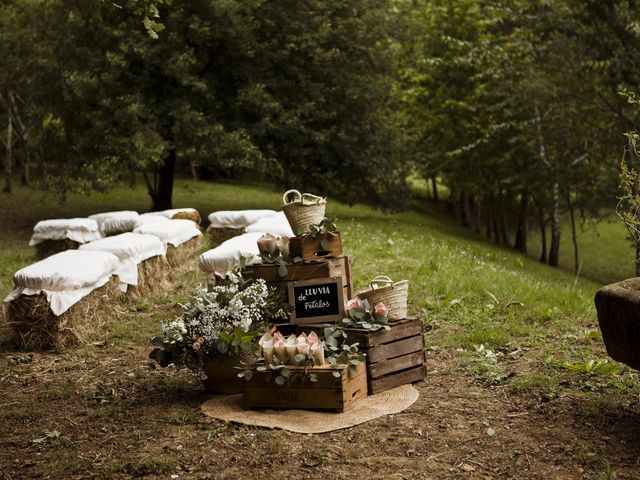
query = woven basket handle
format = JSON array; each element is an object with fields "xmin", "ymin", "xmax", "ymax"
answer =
[
  {"xmin": 300, "ymin": 192, "xmax": 325, "ymax": 205},
  {"xmin": 283, "ymin": 189, "xmax": 302, "ymax": 205},
  {"xmin": 370, "ymin": 275, "xmax": 394, "ymax": 289}
]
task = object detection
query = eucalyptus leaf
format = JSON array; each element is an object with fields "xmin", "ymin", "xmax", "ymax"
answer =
[{"xmin": 275, "ymin": 375, "xmax": 286, "ymax": 385}]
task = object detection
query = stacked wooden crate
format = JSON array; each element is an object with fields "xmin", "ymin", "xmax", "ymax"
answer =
[{"xmin": 299, "ymin": 319, "xmax": 426, "ymax": 395}]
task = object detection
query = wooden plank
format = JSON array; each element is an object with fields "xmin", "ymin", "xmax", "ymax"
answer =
[
  {"xmin": 296, "ymin": 318, "xmax": 421, "ymax": 348},
  {"xmin": 243, "ymin": 363, "xmax": 363, "ymax": 390},
  {"xmin": 367, "ymin": 364, "xmax": 427, "ymax": 395},
  {"xmin": 243, "ymin": 256, "xmax": 349, "ymax": 283},
  {"xmin": 368, "ymin": 350, "xmax": 424, "ymax": 378},
  {"xmin": 242, "ymin": 364, "xmax": 367, "ymax": 412},
  {"xmin": 289, "ymin": 233, "xmax": 343, "ymax": 260},
  {"xmin": 366, "ymin": 335, "xmax": 424, "ymax": 363}
]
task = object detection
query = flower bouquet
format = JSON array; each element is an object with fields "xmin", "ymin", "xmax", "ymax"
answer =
[
  {"xmin": 341, "ymin": 298, "xmax": 391, "ymax": 331},
  {"xmin": 149, "ymin": 271, "xmax": 290, "ymax": 392}
]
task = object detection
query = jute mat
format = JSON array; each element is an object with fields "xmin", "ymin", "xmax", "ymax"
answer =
[{"xmin": 201, "ymin": 384, "xmax": 419, "ymax": 434}]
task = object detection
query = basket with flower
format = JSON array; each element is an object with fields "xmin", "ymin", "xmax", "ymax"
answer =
[{"xmin": 149, "ymin": 270, "xmax": 290, "ymax": 393}]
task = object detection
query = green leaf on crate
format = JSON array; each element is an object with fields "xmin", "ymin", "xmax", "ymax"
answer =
[
  {"xmin": 275, "ymin": 375, "xmax": 286, "ymax": 385},
  {"xmin": 325, "ymin": 335, "xmax": 338, "ymax": 348},
  {"xmin": 281, "ymin": 367, "xmax": 291, "ymax": 378},
  {"xmin": 237, "ymin": 372, "xmax": 245, "ymax": 378},
  {"xmin": 332, "ymin": 370, "xmax": 342, "ymax": 378},
  {"xmin": 309, "ymin": 373, "xmax": 318, "ymax": 382},
  {"xmin": 294, "ymin": 354, "xmax": 305, "ymax": 363},
  {"xmin": 256, "ymin": 366, "xmax": 267, "ymax": 372},
  {"xmin": 278, "ymin": 263, "xmax": 288, "ymax": 277},
  {"xmin": 320, "ymin": 238, "xmax": 330, "ymax": 250},
  {"xmin": 245, "ymin": 371, "xmax": 253, "ymax": 381},
  {"xmin": 349, "ymin": 359, "xmax": 361, "ymax": 366},
  {"xmin": 293, "ymin": 256, "xmax": 303, "ymax": 263}
]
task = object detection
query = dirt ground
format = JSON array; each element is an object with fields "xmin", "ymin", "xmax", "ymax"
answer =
[{"xmin": 1, "ymin": 342, "xmax": 639, "ymax": 480}]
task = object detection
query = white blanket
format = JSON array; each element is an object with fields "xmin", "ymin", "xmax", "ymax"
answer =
[
  {"xmin": 244, "ymin": 211, "xmax": 294, "ymax": 237},
  {"xmin": 3, "ymin": 250, "xmax": 120, "ymax": 316},
  {"xmin": 139, "ymin": 208, "xmax": 199, "ymax": 220},
  {"xmin": 208, "ymin": 210, "xmax": 278, "ymax": 229},
  {"xmin": 29, "ymin": 218, "xmax": 102, "ymax": 246},
  {"xmin": 133, "ymin": 219, "xmax": 202, "ymax": 247},
  {"xmin": 199, "ymin": 232, "xmax": 263, "ymax": 278},
  {"xmin": 89, "ymin": 210, "xmax": 139, "ymax": 235},
  {"xmin": 79, "ymin": 233, "xmax": 166, "ymax": 291}
]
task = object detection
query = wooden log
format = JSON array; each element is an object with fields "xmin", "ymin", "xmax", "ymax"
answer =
[{"xmin": 595, "ymin": 278, "xmax": 640, "ymax": 370}]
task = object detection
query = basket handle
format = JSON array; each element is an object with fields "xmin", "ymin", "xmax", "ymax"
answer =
[
  {"xmin": 283, "ymin": 189, "xmax": 302, "ymax": 205},
  {"xmin": 369, "ymin": 275, "xmax": 394, "ymax": 289},
  {"xmin": 300, "ymin": 192, "xmax": 326, "ymax": 205}
]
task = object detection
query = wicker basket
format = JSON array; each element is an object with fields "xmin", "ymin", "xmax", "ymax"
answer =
[
  {"xmin": 357, "ymin": 275, "xmax": 409, "ymax": 321},
  {"xmin": 281, "ymin": 189, "xmax": 327, "ymax": 235}
]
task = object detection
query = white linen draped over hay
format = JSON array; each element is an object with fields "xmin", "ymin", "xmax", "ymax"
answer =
[
  {"xmin": 79, "ymin": 233, "xmax": 166, "ymax": 291},
  {"xmin": 3, "ymin": 250, "xmax": 120, "ymax": 316},
  {"xmin": 244, "ymin": 211, "xmax": 294, "ymax": 237},
  {"xmin": 89, "ymin": 211, "xmax": 139, "ymax": 235},
  {"xmin": 207, "ymin": 210, "xmax": 278, "ymax": 229},
  {"xmin": 133, "ymin": 219, "xmax": 202, "ymax": 247},
  {"xmin": 29, "ymin": 218, "xmax": 102, "ymax": 246},
  {"xmin": 138, "ymin": 208, "xmax": 199, "ymax": 220},
  {"xmin": 199, "ymin": 232, "xmax": 263, "ymax": 278}
]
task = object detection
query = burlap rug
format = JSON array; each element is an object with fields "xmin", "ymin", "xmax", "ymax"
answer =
[{"xmin": 201, "ymin": 384, "xmax": 419, "ymax": 434}]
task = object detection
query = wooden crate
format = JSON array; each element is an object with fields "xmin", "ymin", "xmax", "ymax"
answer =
[
  {"xmin": 243, "ymin": 255, "xmax": 353, "ymax": 303},
  {"xmin": 242, "ymin": 362, "xmax": 367, "ymax": 412},
  {"xmin": 289, "ymin": 233, "xmax": 343, "ymax": 260},
  {"xmin": 298, "ymin": 319, "xmax": 426, "ymax": 395}
]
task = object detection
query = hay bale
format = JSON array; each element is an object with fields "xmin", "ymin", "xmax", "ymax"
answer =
[
  {"xmin": 4, "ymin": 276, "xmax": 120, "ymax": 350},
  {"xmin": 123, "ymin": 255, "xmax": 169, "ymax": 300},
  {"xmin": 166, "ymin": 236, "xmax": 201, "ymax": 274},
  {"xmin": 172, "ymin": 210, "xmax": 201, "ymax": 224},
  {"xmin": 206, "ymin": 226, "xmax": 244, "ymax": 248},
  {"xmin": 35, "ymin": 239, "xmax": 81, "ymax": 259}
]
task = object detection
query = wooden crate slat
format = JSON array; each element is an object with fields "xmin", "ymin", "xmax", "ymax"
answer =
[
  {"xmin": 368, "ymin": 350, "xmax": 424, "ymax": 378},
  {"xmin": 289, "ymin": 233, "xmax": 343, "ymax": 260},
  {"xmin": 366, "ymin": 335, "xmax": 424, "ymax": 363},
  {"xmin": 243, "ymin": 256, "xmax": 350, "ymax": 283},
  {"xmin": 242, "ymin": 363, "xmax": 367, "ymax": 412},
  {"xmin": 367, "ymin": 364, "xmax": 427, "ymax": 395},
  {"xmin": 298, "ymin": 318, "xmax": 422, "ymax": 348}
]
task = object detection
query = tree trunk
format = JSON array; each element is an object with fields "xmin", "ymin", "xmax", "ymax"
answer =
[
  {"xmin": 3, "ymin": 114, "xmax": 12, "ymax": 193},
  {"xmin": 499, "ymin": 194, "xmax": 510, "ymax": 246},
  {"xmin": 460, "ymin": 189, "xmax": 472, "ymax": 228},
  {"xmin": 431, "ymin": 176, "xmax": 439, "ymax": 203},
  {"xmin": 536, "ymin": 203, "xmax": 548, "ymax": 263},
  {"xmin": 567, "ymin": 192, "xmax": 580, "ymax": 275},
  {"xmin": 485, "ymin": 194, "xmax": 493, "ymax": 239},
  {"xmin": 473, "ymin": 196, "xmax": 481, "ymax": 234},
  {"xmin": 152, "ymin": 149, "xmax": 176, "ymax": 210},
  {"xmin": 514, "ymin": 191, "xmax": 530, "ymax": 253},
  {"xmin": 548, "ymin": 181, "xmax": 561, "ymax": 267},
  {"xmin": 20, "ymin": 156, "xmax": 29, "ymax": 186},
  {"xmin": 190, "ymin": 161, "xmax": 198, "ymax": 181}
]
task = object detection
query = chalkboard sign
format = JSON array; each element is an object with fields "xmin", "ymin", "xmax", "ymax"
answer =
[{"xmin": 288, "ymin": 277, "xmax": 345, "ymax": 325}]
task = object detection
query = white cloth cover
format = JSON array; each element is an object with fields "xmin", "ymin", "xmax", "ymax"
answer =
[
  {"xmin": 139, "ymin": 208, "xmax": 199, "ymax": 220},
  {"xmin": 244, "ymin": 211, "xmax": 294, "ymax": 237},
  {"xmin": 89, "ymin": 211, "xmax": 139, "ymax": 235},
  {"xmin": 3, "ymin": 250, "xmax": 120, "ymax": 316},
  {"xmin": 79, "ymin": 233, "xmax": 166, "ymax": 291},
  {"xmin": 29, "ymin": 218, "xmax": 102, "ymax": 246},
  {"xmin": 207, "ymin": 210, "xmax": 278, "ymax": 229},
  {"xmin": 199, "ymin": 232, "xmax": 263, "ymax": 277},
  {"xmin": 132, "ymin": 215, "xmax": 170, "ymax": 229},
  {"xmin": 133, "ymin": 219, "xmax": 202, "ymax": 247}
]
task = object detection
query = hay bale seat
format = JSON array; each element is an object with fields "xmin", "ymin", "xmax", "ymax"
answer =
[
  {"xmin": 30, "ymin": 218, "xmax": 102, "ymax": 259},
  {"xmin": 244, "ymin": 211, "xmax": 294, "ymax": 237},
  {"xmin": 3, "ymin": 250, "xmax": 120, "ymax": 350},
  {"xmin": 199, "ymin": 232, "xmax": 263, "ymax": 284},
  {"xmin": 206, "ymin": 209, "xmax": 278, "ymax": 248},
  {"xmin": 133, "ymin": 219, "xmax": 203, "ymax": 274},
  {"xmin": 89, "ymin": 210, "xmax": 139, "ymax": 236},
  {"xmin": 138, "ymin": 207, "xmax": 201, "ymax": 225},
  {"xmin": 595, "ymin": 277, "xmax": 640, "ymax": 370},
  {"xmin": 79, "ymin": 232, "xmax": 168, "ymax": 299}
]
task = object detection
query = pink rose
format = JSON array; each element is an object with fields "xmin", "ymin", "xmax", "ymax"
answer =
[
  {"xmin": 374, "ymin": 302, "xmax": 389, "ymax": 317},
  {"xmin": 193, "ymin": 341, "xmax": 202, "ymax": 351},
  {"xmin": 277, "ymin": 236, "xmax": 290, "ymax": 258},
  {"xmin": 257, "ymin": 233, "xmax": 278, "ymax": 256},
  {"xmin": 346, "ymin": 299, "xmax": 362, "ymax": 311}
]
